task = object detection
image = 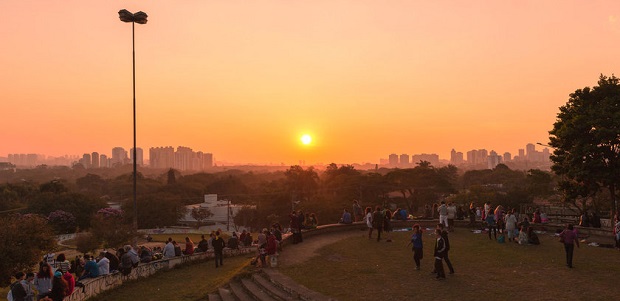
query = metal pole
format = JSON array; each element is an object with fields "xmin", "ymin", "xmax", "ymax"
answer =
[{"xmin": 132, "ymin": 21, "xmax": 138, "ymax": 231}]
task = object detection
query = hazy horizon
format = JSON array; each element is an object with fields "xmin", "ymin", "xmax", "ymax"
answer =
[{"xmin": 2, "ymin": 1, "xmax": 618, "ymax": 165}]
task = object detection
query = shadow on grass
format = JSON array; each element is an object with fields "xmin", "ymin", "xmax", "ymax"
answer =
[{"xmin": 279, "ymin": 229, "xmax": 620, "ymax": 301}]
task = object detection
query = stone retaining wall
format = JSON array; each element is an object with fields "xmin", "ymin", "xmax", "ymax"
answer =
[{"xmin": 66, "ymin": 247, "xmax": 255, "ymax": 301}]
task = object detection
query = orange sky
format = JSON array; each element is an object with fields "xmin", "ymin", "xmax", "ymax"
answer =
[{"xmin": 2, "ymin": 1, "xmax": 620, "ymax": 165}]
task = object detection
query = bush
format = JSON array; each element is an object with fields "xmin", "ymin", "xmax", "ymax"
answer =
[{"xmin": 75, "ymin": 233, "xmax": 101, "ymax": 254}]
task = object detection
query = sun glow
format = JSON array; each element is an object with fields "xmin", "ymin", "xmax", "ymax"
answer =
[{"xmin": 301, "ymin": 134, "xmax": 312, "ymax": 145}]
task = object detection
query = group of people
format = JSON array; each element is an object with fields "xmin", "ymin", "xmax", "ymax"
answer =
[
  {"xmin": 364, "ymin": 206, "xmax": 395, "ymax": 242},
  {"xmin": 9, "ymin": 254, "xmax": 76, "ymax": 301},
  {"xmin": 289, "ymin": 210, "xmax": 317, "ymax": 244},
  {"xmin": 481, "ymin": 203, "xmax": 540, "ymax": 245},
  {"xmin": 407, "ymin": 223, "xmax": 455, "ymax": 280}
]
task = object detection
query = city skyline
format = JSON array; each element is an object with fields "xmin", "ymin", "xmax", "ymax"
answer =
[
  {"xmin": 1, "ymin": 141, "xmax": 549, "ymax": 168},
  {"xmin": 2, "ymin": 1, "xmax": 619, "ymax": 165}
]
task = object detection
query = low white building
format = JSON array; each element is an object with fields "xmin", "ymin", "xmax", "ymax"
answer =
[{"xmin": 179, "ymin": 194, "xmax": 254, "ymax": 231}]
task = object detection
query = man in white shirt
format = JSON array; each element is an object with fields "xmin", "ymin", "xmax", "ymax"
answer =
[
  {"xmin": 438, "ymin": 201, "xmax": 448, "ymax": 228},
  {"xmin": 97, "ymin": 251, "xmax": 110, "ymax": 275},
  {"xmin": 163, "ymin": 238, "xmax": 176, "ymax": 258}
]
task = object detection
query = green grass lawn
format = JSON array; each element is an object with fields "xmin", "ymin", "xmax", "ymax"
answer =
[
  {"xmin": 280, "ymin": 229, "xmax": 620, "ymax": 301},
  {"xmin": 89, "ymin": 255, "xmax": 253, "ymax": 301}
]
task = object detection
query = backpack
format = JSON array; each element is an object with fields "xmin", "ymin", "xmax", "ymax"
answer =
[{"xmin": 7, "ymin": 281, "xmax": 20, "ymax": 301}]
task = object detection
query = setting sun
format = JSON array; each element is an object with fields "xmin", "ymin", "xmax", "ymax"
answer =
[{"xmin": 301, "ymin": 134, "xmax": 312, "ymax": 145}]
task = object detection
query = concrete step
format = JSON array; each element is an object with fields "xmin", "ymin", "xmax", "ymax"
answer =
[
  {"xmin": 261, "ymin": 269, "xmax": 335, "ymax": 301},
  {"xmin": 240, "ymin": 278, "xmax": 278, "ymax": 301},
  {"xmin": 218, "ymin": 288, "xmax": 235, "ymax": 301},
  {"xmin": 251, "ymin": 273, "xmax": 295, "ymax": 301},
  {"xmin": 208, "ymin": 293, "xmax": 222, "ymax": 301},
  {"xmin": 229, "ymin": 280, "xmax": 254, "ymax": 300}
]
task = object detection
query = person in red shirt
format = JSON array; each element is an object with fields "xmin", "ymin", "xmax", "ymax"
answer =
[{"xmin": 184, "ymin": 237, "xmax": 195, "ymax": 255}]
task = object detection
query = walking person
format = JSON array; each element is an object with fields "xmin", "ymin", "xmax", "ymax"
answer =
[
  {"xmin": 436, "ymin": 223, "xmax": 455, "ymax": 274},
  {"xmin": 408, "ymin": 224, "xmax": 423, "ymax": 270},
  {"xmin": 364, "ymin": 207, "xmax": 373, "ymax": 239},
  {"xmin": 433, "ymin": 228, "xmax": 447, "ymax": 280},
  {"xmin": 372, "ymin": 206, "xmax": 385, "ymax": 242},
  {"xmin": 559, "ymin": 224, "xmax": 580, "ymax": 268},
  {"xmin": 212, "ymin": 231, "xmax": 226, "ymax": 268}
]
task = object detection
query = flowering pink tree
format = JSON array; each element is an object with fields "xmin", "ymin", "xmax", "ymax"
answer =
[
  {"xmin": 90, "ymin": 208, "xmax": 136, "ymax": 248},
  {"xmin": 47, "ymin": 210, "xmax": 77, "ymax": 234}
]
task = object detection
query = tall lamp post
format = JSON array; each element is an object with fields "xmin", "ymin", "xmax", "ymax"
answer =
[{"xmin": 118, "ymin": 9, "xmax": 148, "ymax": 231}]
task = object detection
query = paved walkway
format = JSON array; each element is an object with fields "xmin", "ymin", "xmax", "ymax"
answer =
[{"xmin": 277, "ymin": 229, "xmax": 366, "ymax": 267}]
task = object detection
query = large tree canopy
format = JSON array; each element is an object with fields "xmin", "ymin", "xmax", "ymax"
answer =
[{"xmin": 549, "ymin": 74, "xmax": 620, "ymax": 214}]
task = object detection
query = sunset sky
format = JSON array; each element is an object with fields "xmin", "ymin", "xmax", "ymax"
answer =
[{"xmin": 2, "ymin": 0, "xmax": 620, "ymax": 165}]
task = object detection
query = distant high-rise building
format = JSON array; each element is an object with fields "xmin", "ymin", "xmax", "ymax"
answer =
[
  {"xmin": 526, "ymin": 143, "xmax": 536, "ymax": 161},
  {"xmin": 487, "ymin": 150, "xmax": 502, "ymax": 169},
  {"xmin": 388, "ymin": 154, "xmax": 399, "ymax": 166},
  {"xmin": 518, "ymin": 149, "xmax": 525, "ymax": 161},
  {"xmin": 91, "ymin": 152, "xmax": 100, "ymax": 168},
  {"xmin": 503, "ymin": 152, "xmax": 511, "ymax": 162},
  {"xmin": 81, "ymin": 153, "xmax": 91, "ymax": 168},
  {"xmin": 466, "ymin": 149, "xmax": 487, "ymax": 165},
  {"xmin": 399, "ymin": 154, "xmax": 410, "ymax": 167},
  {"xmin": 111, "ymin": 147, "xmax": 128, "ymax": 166},
  {"xmin": 100, "ymin": 154, "xmax": 108, "ymax": 168},
  {"xmin": 150, "ymin": 146, "xmax": 175, "ymax": 169},
  {"xmin": 130, "ymin": 147, "xmax": 144, "ymax": 166},
  {"xmin": 197, "ymin": 152, "xmax": 213, "ymax": 169},
  {"xmin": 450, "ymin": 149, "xmax": 464, "ymax": 165},
  {"xmin": 175, "ymin": 146, "xmax": 194, "ymax": 171}
]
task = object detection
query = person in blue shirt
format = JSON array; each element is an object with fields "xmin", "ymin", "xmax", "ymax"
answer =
[
  {"xmin": 486, "ymin": 210, "xmax": 497, "ymax": 240},
  {"xmin": 340, "ymin": 209, "xmax": 352, "ymax": 224},
  {"xmin": 78, "ymin": 255, "xmax": 99, "ymax": 280},
  {"xmin": 408, "ymin": 224, "xmax": 423, "ymax": 270}
]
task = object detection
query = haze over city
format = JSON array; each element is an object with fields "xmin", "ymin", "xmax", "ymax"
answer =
[{"xmin": 2, "ymin": 1, "xmax": 620, "ymax": 165}]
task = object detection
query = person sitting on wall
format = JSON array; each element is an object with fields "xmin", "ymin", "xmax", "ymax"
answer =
[
  {"xmin": 197, "ymin": 235, "xmax": 209, "ymax": 252},
  {"xmin": 340, "ymin": 209, "xmax": 353, "ymax": 224},
  {"xmin": 184, "ymin": 237, "xmax": 195, "ymax": 255},
  {"xmin": 227, "ymin": 232, "xmax": 239, "ymax": 250}
]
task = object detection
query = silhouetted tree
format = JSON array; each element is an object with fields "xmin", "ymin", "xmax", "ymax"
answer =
[{"xmin": 549, "ymin": 74, "xmax": 620, "ymax": 215}]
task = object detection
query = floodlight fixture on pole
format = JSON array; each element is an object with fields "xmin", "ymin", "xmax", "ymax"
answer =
[{"xmin": 118, "ymin": 9, "xmax": 148, "ymax": 232}]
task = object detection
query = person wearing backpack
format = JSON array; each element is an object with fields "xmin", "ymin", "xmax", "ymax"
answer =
[{"xmin": 8, "ymin": 272, "xmax": 27, "ymax": 301}]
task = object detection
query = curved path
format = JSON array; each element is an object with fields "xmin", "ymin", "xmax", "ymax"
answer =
[{"xmin": 277, "ymin": 229, "xmax": 365, "ymax": 267}]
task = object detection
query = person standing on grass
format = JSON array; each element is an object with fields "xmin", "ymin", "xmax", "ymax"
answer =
[
  {"xmin": 353, "ymin": 200, "xmax": 363, "ymax": 222},
  {"xmin": 364, "ymin": 207, "xmax": 373, "ymax": 239},
  {"xmin": 383, "ymin": 209, "xmax": 393, "ymax": 242},
  {"xmin": 559, "ymin": 224, "xmax": 580, "ymax": 268},
  {"xmin": 447, "ymin": 202, "xmax": 457, "ymax": 231},
  {"xmin": 436, "ymin": 223, "xmax": 455, "ymax": 274},
  {"xmin": 408, "ymin": 224, "xmax": 423, "ymax": 270},
  {"xmin": 468, "ymin": 202, "xmax": 476, "ymax": 228},
  {"xmin": 372, "ymin": 206, "xmax": 385, "ymax": 242},
  {"xmin": 433, "ymin": 228, "xmax": 446, "ymax": 280},
  {"xmin": 485, "ymin": 209, "xmax": 497, "ymax": 240},
  {"xmin": 212, "ymin": 231, "xmax": 226, "ymax": 268},
  {"xmin": 438, "ymin": 201, "xmax": 448, "ymax": 228},
  {"xmin": 505, "ymin": 210, "xmax": 518, "ymax": 242}
]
